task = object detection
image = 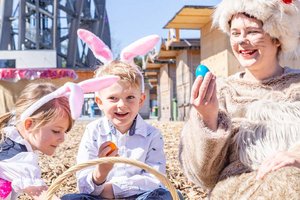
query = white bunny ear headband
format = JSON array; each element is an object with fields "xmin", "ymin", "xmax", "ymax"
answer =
[
  {"xmin": 20, "ymin": 75, "xmax": 119, "ymax": 121},
  {"xmin": 77, "ymin": 28, "xmax": 160, "ymax": 93}
]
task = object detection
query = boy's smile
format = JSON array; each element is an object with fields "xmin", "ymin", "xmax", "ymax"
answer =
[
  {"xmin": 114, "ymin": 112, "xmax": 129, "ymax": 118},
  {"xmin": 96, "ymin": 81, "xmax": 145, "ymax": 134}
]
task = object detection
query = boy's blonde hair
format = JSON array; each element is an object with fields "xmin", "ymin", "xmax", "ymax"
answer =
[
  {"xmin": 0, "ymin": 83, "xmax": 74, "ymax": 140},
  {"xmin": 95, "ymin": 60, "xmax": 143, "ymax": 94}
]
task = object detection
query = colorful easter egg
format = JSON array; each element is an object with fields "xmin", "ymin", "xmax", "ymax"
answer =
[
  {"xmin": 195, "ymin": 64, "xmax": 209, "ymax": 78},
  {"xmin": 107, "ymin": 142, "xmax": 117, "ymax": 155},
  {"xmin": 282, "ymin": 0, "xmax": 292, "ymax": 4}
]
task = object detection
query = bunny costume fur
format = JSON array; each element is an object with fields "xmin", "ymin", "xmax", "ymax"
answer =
[
  {"xmin": 179, "ymin": 0, "xmax": 300, "ymax": 199},
  {"xmin": 180, "ymin": 68, "xmax": 300, "ymax": 199}
]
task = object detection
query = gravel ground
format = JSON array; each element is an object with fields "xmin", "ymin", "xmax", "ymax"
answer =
[{"xmin": 19, "ymin": 120, "xmax": 207, "ymax": 199}]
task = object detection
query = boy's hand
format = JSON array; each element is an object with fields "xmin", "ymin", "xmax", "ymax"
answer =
[{"xmin": 92, "ymin": 141, "xmax": 118, "ymax": 185}]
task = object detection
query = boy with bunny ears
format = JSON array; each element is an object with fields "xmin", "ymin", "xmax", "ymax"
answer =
[{"xmin": 61, "ymin": 29, "xmax": 183, "ymax": 200}]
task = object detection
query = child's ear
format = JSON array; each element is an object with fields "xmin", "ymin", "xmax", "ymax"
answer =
[
  {"xmin": 24, "ymin": 118, "xmax": 33, "ymax": 130},
  {"xmin": 95, "ymin": 96, "xmax": 103, "ymax": 108},
  {"xmin": 139, "ymin": 93, "xmax": 146, "ymax": 108}
]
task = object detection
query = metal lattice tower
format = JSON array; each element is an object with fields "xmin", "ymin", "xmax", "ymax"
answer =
[{"xmin": 0, "ymin": 0, "xmax": 111, "ymax": 68}]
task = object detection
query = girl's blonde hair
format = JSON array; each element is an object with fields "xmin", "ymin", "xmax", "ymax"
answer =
[
  {"xmin": 95, "ymin": 60, "xmax": 143, "ymax": 94},
  {"xmin": 0, "ymin": 82, "xmax": 74, "ymax": 140}
]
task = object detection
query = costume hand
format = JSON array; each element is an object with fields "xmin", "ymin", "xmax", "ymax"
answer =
[
  {"xmin": 190, "ymin": 72, "xmax": 219, "ymax": 130},
  {"xmin": 100, "ymin": 183, "xmax": 114, "ymax": 199},
  {"xmin": 92, "ymin": 141, "xmax": 119, "ymax": 185},
  {"xmin": 256, "ymin": 151, "xmax": 300, "ymax": 180}
]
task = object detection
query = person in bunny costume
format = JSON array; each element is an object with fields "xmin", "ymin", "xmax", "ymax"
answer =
[
  {"xmin": 61, "ymin": 29, "xmax": 183, "ymax": 200},
  {"xmin": 0, "ymin": 76, "xmax": 119, "ymax": 200},
  {"xmin": 179, "ymin": 0, "xmax": 300, "ymax": 199}
]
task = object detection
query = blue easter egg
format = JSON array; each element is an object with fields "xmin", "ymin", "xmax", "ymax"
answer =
[{"xmin": 195, "ymin": 64, "xmax": 209, "ymax": 77}]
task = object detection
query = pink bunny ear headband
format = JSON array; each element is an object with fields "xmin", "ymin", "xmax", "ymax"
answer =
[
  {"xmin": 20, "ymin": 75, "xmax": 119, "ymax": 120},
  {"xmin": 77, "ymin": 28, "xmax": 160, "ymax": 93}
]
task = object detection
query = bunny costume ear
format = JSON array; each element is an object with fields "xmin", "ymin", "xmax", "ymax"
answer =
[
  {"xmin": 20, "ymin": 75, "xmax": 119, "ymax": 120},
  {"xmin": 120, "ymin": 34, "xmax": 160, "ymax": 63},
  {"xmin": 77, "ymin": 29, "xmax": 113, "ymax": 64}
]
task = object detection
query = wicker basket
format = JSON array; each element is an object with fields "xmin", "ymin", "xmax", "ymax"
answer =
[{"xmin": 46, "ymin": 157, "xmax": 180, "ymax": 200}]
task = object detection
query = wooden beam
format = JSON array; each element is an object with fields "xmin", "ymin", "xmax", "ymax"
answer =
[
  {"xmin": 148, "ymin": 78, "xmax": 158, "ymax": 83},
  {"xmin": 175, "ymin": 29, "xmax": 180, "ymax": 41},
  {"xmin": 164, "ymin": 6, "xmax": 213, "ymax": 30},
  {"xmin": 158, "ymin": 50, "xmax": 177, "ymax": 58},
  {"xmin": 145, "ymin": 63, "xmax": 162, "ymax": 69},
  {"xmin": 165, "ymin": 23, "xmax": 207, "ymax": 29},
  {"xmin": 179, "ymin": 8, "xmax": 213, "ymax": 16},
  {"xmin": 172, "ymin": 16, "xmax": 211, "ymax": 23},
  {"xmin": 145, "ymin": 69, "xmax": 160, "ymax": 73},
  {"xmin": 145, "ymin": 71, "xmax": 158, "ymax": 76}
]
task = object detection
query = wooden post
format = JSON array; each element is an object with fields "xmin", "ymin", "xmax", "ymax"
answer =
[{"xmin": 175, "ymin": 29, "xmax": 180, "ymax": 42}]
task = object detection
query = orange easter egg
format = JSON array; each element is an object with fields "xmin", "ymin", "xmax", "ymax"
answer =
[{"xmin": 107, "ymin": 142, "xmax": 117, "ymax": 155}]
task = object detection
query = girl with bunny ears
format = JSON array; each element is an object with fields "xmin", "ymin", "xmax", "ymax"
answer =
[
  {"xmin": 61, "ymin": 29, "xmax": 184, "ymax": 200},
  {"xmin": 0, "ymin": 76, "xmax": 119, "ymax": 200}
]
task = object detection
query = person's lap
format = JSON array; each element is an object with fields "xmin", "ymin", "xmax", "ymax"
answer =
[
  {"xmin": 61, "ymin": 187, "xmax": 184, "ymax": 200},
  {"xmin": 211, "ymin": 166, "xmax": 300, "ymax": 200}
]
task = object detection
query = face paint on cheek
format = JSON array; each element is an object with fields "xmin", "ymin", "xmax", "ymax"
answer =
[
  {"xmin": 250, "ymin": 33, "xmax": 269, "ymax": 45},
  {"xmin": 251, "ymin": 37, "xmax": 264, "ymax": 45}
]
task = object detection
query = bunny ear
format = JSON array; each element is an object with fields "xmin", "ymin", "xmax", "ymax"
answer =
[
  {"xmin": 20, "ymin": 83, "xmax": 83, "ymax": 120},
  {"xmin": 77, "ymin": 29, "xmax": 113, "ymax": 64},
  {"xmin": 20, "ymin": 75, "xmax": 119, "ymax": 121},
  {"xmin": 78, "ymin": 75, "xmax": 119, "ymax": 93},
  {"xmin": 20, "ymin": 85, "xmax": 70, "ymax": 121},
  {"xmin": 64, "ymin": 83, "xmax": 84, "ymax": 119},
  {"xmin": 120, "ymin": 35, "xmax": 160, "ymax": 63}
]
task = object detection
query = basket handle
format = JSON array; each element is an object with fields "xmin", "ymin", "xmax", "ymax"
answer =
[{"xmin": 46, "ymin": 157, "xmax": 180, "ymax": 200}]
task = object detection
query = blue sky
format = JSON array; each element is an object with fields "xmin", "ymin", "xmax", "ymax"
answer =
[{"xmin": 106, "ymin": 0, "xmax": 220, "ymax": 55}]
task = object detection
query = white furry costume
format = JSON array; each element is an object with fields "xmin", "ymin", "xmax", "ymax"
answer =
[
  {"xmin": 179, "ymin": 0, "xmax": 300, "ymax": 198},
  {"xmin": 180, "ymin": 0, "xmax": 300, "ymax": 200},
  {"xmin": 179, "ymin": 67, "xmax": 300, "ymax": 199}
]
